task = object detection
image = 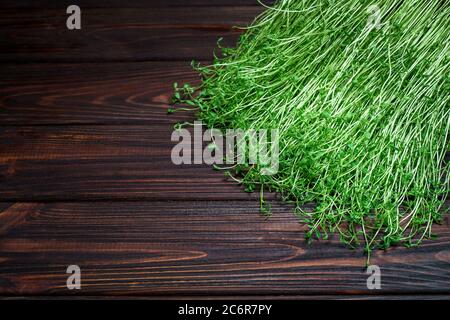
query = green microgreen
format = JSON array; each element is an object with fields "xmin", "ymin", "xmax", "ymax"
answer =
[{"xmin": 171, "ymin": 0, "xmax": 449, "ymax": 260}]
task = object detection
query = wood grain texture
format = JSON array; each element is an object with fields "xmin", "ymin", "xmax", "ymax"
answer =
[
  {"xmin": 0, "ymin": 201, "xmax": 448, "ymax": 296},
  {"xmin": 1, "ymin": 0, "xmax": 449, "ymax": 299},
  {"xmin": 0, "ymin": 6, "xmax": 262, "ymax": 62},
  {"xmin": 0, "ymin": 0, "xmax": 275, "ymax": 8},
  {"xmin": 4, "ymin": 295, "xmax": 450, "ymax": 300},
  {"xmin": 0, "ymin": 62, "xmax": 200, "ymax": 125},
  {"xmin": 0, "ymin": 125, "xmax": 277, "ymax": 201}
]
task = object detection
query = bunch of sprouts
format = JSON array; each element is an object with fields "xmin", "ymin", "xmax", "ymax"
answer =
[{"xmin": 173, "ymin": 0, "xmax": 449, "ymax": 260}]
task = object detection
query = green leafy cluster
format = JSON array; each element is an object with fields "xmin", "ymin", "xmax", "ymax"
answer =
[{"xmin": 172, "ymin": 0, "xmax": 449, "ymax": 260}]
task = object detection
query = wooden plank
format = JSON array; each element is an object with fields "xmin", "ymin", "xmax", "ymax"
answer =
[
  {"xmin": 0, "ymin": 201, "xmax": 448, "ymax": 296},
  {"xmin": 0, "ymin": 124, "xmax": 448, "ymax": 201},
  {"xmin": 0, "ymin": 0, "xmax": 275, "ymax": 8},
  {"xmin": 0, "ymin": 7, "xmax": 262, "ymax": 62},
  {"xmin": 0, "ymin": 62, "xmax": 200, "ymax": 125},
  {"xmin": 0, "ymin": 125, "xmax": 276, "ymax": 201},
  {"xmin": 3, "ymin": 295, "xmax": 450, "ymax": 300}
]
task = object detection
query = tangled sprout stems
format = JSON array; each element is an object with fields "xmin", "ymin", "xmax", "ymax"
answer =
[{"xmin": 172, "ymin": 0, "xmax": 450, "ymax": 260}]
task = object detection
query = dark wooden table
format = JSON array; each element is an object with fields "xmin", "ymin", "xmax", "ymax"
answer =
[{"xmin": 0, "ymin": 0, "xmax": 449, "ymax": 299}]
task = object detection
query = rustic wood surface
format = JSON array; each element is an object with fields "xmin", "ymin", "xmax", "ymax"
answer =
[
  {"xmin": 0, "ymin": 0, "xmax": 275, "ymax": 8},
  {"xmin": 0, "ymin": 62, "xmax": 200, "ymax": 125},
  {"xmin": 0, "ymin": 7, "xmax": 262, "ymax": 62},
  {"xmin": 1, "ymin": 202, "xmax": 449, "ymax": 296},
  {"xmin": 0, "ymin": 0, "xmax": 449, "ymax": 299}
]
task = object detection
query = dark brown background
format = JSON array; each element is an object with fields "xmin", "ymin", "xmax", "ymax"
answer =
[{"xmin": 0, "ymin": 0, "xmax": 449, "ymax": 299}]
